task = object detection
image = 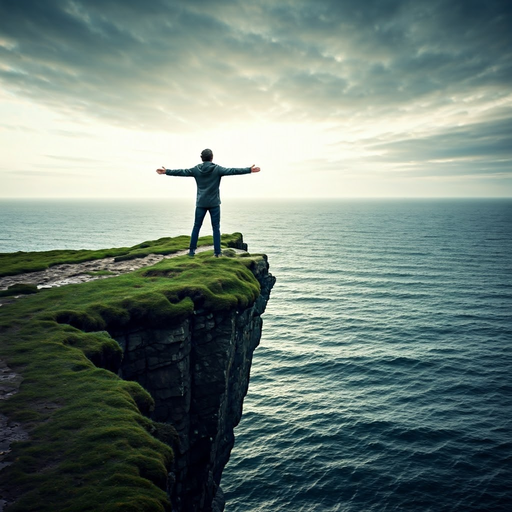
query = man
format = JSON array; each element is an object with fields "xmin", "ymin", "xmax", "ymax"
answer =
[{"xmin": 156, "ymin": 148, "xmax": 260, "ymax": 257}]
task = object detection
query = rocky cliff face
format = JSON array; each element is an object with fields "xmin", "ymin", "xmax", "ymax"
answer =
[{"xmin": 114, "ymin": 255, "xmax": 275, "ymax": 511}]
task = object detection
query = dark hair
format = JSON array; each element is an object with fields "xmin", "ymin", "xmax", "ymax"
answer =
[{"xmin": 201, "ymin": 148, "xmax": 213, "ymax": 161}]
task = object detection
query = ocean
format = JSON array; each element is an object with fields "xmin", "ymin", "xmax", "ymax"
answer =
[{"xmin": 1, "ymin": 198, "xmax": 511, "ymax": 511}]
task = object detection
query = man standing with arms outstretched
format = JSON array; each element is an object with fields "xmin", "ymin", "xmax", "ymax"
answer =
[{"xmin": 156, "ymin": 148, "xmax": 260, "ymax": 257}]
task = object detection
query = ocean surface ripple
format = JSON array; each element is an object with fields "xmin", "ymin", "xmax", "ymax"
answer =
[{"xmin": 221, "ymin": 199, "xmax": 512, "ymax": 512}]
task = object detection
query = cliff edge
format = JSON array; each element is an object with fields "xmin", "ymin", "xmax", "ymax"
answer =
[{"xmin": 0, "ymin": 234, "xmax": 275, "ymax": 512}]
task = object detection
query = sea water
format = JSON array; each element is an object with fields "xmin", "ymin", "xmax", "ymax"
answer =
[{"xmin": 1, "ymin": 198, "xmax": 511, "ymax": 511}]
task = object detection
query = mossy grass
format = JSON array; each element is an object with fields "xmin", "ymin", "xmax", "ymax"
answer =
[
  {"xmin": 0, "ymin": 283, "xmax": 38, "ymax": 297},
  {"xmin": 0, "ymin": 232, "xmax": 244, "ymax": 278},
  {"xmin": 0, "ymin": 324, "xmax": 173, "ymax": 512},
  {"xmin": 0, "ymin": 233, "xmax": 263, "ymax": 511}
]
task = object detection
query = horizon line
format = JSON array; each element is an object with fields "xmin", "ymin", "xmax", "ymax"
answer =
[{"xmin": 1, "ymin": 196, "xmax": 512, "ymax": 201}]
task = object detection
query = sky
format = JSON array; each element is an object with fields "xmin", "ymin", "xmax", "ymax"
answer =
[{"xmin": 0, "ymin": 0, "xmax": 511, "ymax": 199}]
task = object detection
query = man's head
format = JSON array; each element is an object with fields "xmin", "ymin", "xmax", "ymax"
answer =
[{"xmin": 201, "ymin": 148, "xmax": 213, "ymax": 162}]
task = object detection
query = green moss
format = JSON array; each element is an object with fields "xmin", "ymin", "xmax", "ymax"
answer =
[
  {"xmin": 0, "ymin": 327, "xmax": 173, "ymax": 511},
  {"xmin": 0, "ymin": 283, "xmax": 38, "ymax": 297},
  {"xmin": 148, "ymin": 422, "xmax": 179, "ymax": 448},
  {"xmin": 0, "ymin": 233, "xmax": 263, "ymax": 512},
  {"xmin": 62, "ymin": 331, "xmax": 123, "ymax": 373},
  {"xmin": 0, "ymin": 232, "xmax": 245, "ymax": 278}
]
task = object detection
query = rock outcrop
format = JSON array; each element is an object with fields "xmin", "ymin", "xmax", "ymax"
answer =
[
  {"xmin": 0, "ymin": 235, "xmax": 274, "ymax": 512},
  {"xmin": 115, "ymin": 255, "xmax": 275, "ymax": 511}
]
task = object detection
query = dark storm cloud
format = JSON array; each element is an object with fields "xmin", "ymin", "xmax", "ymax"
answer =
[
  {"xmin": 0, "ymin": 0, "xmax": 509, "ymax": 123},
  {"xmin": 0, "ymin": 0, "xmax": 298, "ymax": 127},
  {"xmin": 0, "ymin": 0, "xmax": 511, "ymax": 178},
  {"xmin": 306, "ymin": 116, "xmax": 512, "ymax": 179},
  {"xmin": 371, "ymin": 117, "xmax": 512, "ymax": 163}
]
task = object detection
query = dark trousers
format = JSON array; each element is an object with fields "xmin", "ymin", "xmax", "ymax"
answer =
[{"xmin": 190, "ymin": 205, "xmax": 221, "ymax": 255}]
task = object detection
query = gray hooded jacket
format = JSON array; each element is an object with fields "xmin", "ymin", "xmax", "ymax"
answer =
[{"xmin": 165, "ymin": 161, "xmax": 251, "ymax": 207}]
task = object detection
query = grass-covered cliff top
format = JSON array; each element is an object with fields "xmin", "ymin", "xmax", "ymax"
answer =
[
  {"xmin": 0, "ymin": 232, "xmax": 244, "ymax": 278},
  {"xmin": 0, "ymin": 233, "xmax": 263, "ymax": 511}
]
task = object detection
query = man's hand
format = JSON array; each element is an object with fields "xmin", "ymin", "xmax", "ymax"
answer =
[
  {"xmin": 156, "ymin": 166, "xmax": 166, "ymax": 175},
  {"xmin": 251, "ymin": 165, "xmax": 261, "ymax": 173}
]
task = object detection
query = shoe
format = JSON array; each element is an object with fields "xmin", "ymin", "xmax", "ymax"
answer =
[
  {"xmin": 214, "ymin": 253, "xmax": 222, "ymax": 258},
  {"xmin": 188, "ymin": 250, "xmax": 195, "ymax": 257}
]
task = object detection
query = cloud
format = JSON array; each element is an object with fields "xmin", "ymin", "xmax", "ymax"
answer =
[
  {"xmin": 45, "ymin": 155, "xmax": 104, "ymax": 163},
  {"xmin": 303, "ymin": 116, "xmax": 512, "ymax": 180},
  {"xmin": 5, "ymin": 169, "xmax": 90, "ymax": 177},
  {"xmin": 0, "ymin": 122, "xmax": 38, "ymax": 133},
  {"xmin": 370, "ymin": 117, "xmax": 512, "ymax": 164},
  {"xmin": 0, "ymin": 0, "xmax": 510, "ymax": 128},
  {"xmin": 50, "ymin": 129, "xmax": 98, "ymax": 138}
]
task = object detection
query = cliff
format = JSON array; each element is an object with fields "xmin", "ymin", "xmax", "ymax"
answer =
[
  {"xmin": 0, "ymin": 234, "xmax": 275, "ymax": 512},
  {"xmin": 116, "ymin": 255, "xmax": 273, "ymax": 511}
]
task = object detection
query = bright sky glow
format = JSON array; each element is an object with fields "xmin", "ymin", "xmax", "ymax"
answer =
[{"xmin": 0, "ymin": 0, "xmax": 511, "ymax": 198}]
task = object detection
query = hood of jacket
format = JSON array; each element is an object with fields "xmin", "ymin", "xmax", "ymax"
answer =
[{"xmin": 198, "ymin": 161, "xmax": 216, "ymax": 174}]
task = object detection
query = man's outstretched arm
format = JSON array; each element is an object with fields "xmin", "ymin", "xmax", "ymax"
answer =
[
  {"xmin": 156, "ymin": 166, "xmax": 194, "ymax": 176},
  {"xmin": 218, "ymin": 164, "xmax": 261, "ymax": 176}
]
